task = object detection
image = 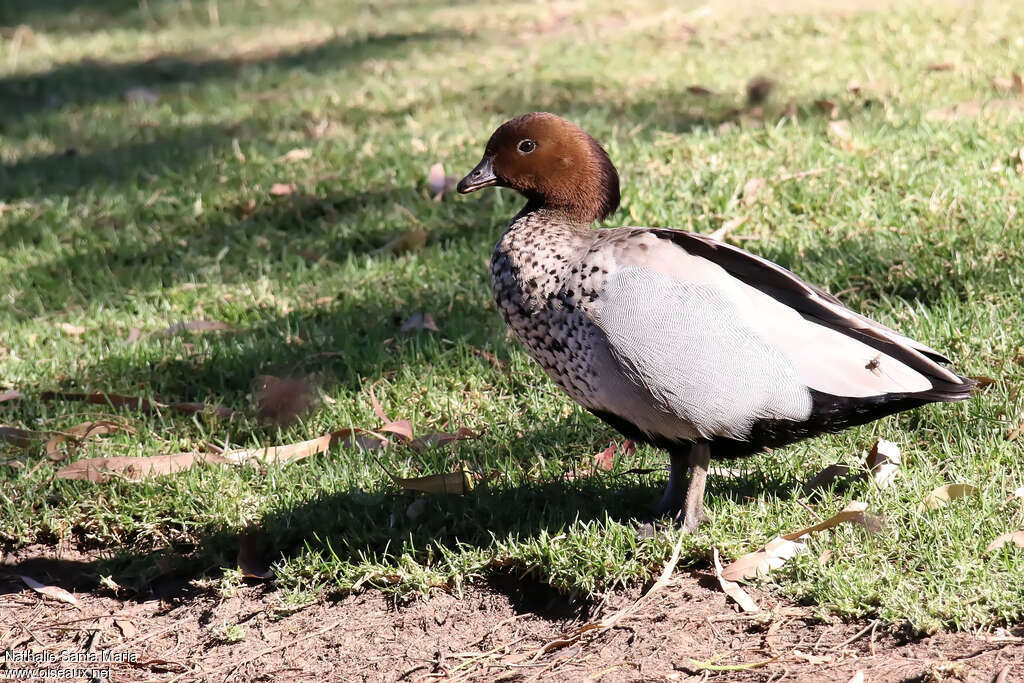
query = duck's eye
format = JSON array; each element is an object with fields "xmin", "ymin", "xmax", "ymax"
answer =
[{"xmin": 517, "ymin": 139, "xmax": 537, "ymax": 154}]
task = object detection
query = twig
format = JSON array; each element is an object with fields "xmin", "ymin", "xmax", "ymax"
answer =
[{"xmin": 830, "ymin": 619, "xmax": 878, "ymax": 651}]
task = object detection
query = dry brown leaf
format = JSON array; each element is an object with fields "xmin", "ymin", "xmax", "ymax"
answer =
[
  {"xmin": 721, "ymin": 501, "xmax": 873, "ymax": 581},
  {"xmin": 156, "ymin": 319, "xmax": 232, "ymax": 336},
  {"xmin": 969, "ymin": 375, "xmax": 998, "ymax": 389},
  {"xmin": 713, "ymin": 548, "xmax": 760, "ymax": 612},
  {"xmin": 277, "ymin": 148, "xmax": 312, "ymax": 163},
  {"xmin": 919, "ymin": 483, "xmax": 980, "ymax": 511},
  {"xmin": 721, "ymin": 536, "xmax": 807, "ymax": 581},
  {"xmin": 254, "ymin": 375, "xmax": 315, "ymax": 426},
  {"xmin": 985, "ymin": 530, "xmax": 1024, "ymax": 553},
  {"xmin": 803, "ymin": 463, "xmax": 851, "ymax": 491},
  {"xmin": 687, "ymin": 85, "xmax": 715, "ymax": 96},
  {"xmin": 472, "ymin": 347, "xmax": 507, "ymax": 371},
  {"xmin": 400, "ymin": 313, "xmax": 440, "ymax": 333},
  {"xmin": 411, "ymin": 427, "xmax": 478, "ymax": 451},
  {"xmin": 19, "ymin": 575, "xmax": 79, "ymax": 607},
  {"xmin": 269, "ymin": 182, "xmax": 297, "ymax": 197},
  {"xmin": 867, "ymin": 438, "xmax": 901, "ymax": 490},
  {"xmin": 709, "ymin": 215, "xmax": 748, "ymax": 241},
  {"xmin": 41, "ymin": 391, "xmax": 234, "ymax": 419},
  {"xmin": 221, "ymin": 428, "xmax": 387, "ymax": 466},
  {"xmin": 926, "ymin": 62, "xmax": 954, "ymax": 72},
  {"xmin": 741, "ymin": 177, "xmax": 766, "ymax": 206},
  {"xmin": 237, "ymin": 529, "xmax": 275, "ymax": 580},
  {"xmin": 45, "ymin": 420, "xmax": 133, "ymax": 463},
  {"xmin": 377, "ymin": 229, "xmax": 430, "ymax": 255},
  {"xmin": 0, "ymin": 389, "xmax": 22, "ymax": 403},
  {"xmin": 57, "ymin": 452, "xmax": 229, "ymax": 482},
  {"xmin": 56, "ymin": 322, "xmax": 86, "ymax": 336},
  {"xmin": 827, "ymin": 120, "xmax": 855, "ymax": 151},
  {"xmin": 126, "ymin": 327, "xmax": 142, "ymax": 343},
  {"xmin": 814, "ymin": 99, "xmax": 839, "ymax": 119},
  {"xmin": 594, "ymin": 442, "xmax": 618, "ymax": 472},
  {"xmin": 1007, "ymin": 420, "xmax": 1024, "ymax": 442},
  {"xmin": 114, "ymin": 618, "xmax": 137, "ymax": 638},
  {"xmin": 392, "ymin": 469, "xmax": 474, "ymax": 495}
]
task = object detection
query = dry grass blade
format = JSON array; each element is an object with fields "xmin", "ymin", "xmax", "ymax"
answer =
[
  {"xmin": 41, "ymin": 391, "xmax": 234, "ymax": 418},
  {"xmin": 709, "ymin": 215, "xmax": 748, "ymax": 241},
  {"xmin": 19, "ymin": 575, "xmax": 79, "ymax": 607}
]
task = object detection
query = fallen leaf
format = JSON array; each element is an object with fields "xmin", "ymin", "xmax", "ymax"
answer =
[
  {"xmin": 269, "ymin": 182, "xmax": 297, "ymax": 197},
  {"xmin": 472, "ymin": 347, "xmax": 507, "ymax": 371},
  {"xmin": 969, "ymin": 375, "xmax": 998, "ymax": 389},
  {"xmin": 400, "ymin": 312, "xmax": 440, "ymax": 333},
  {"xmin": 926, "ymin": 62, "xmax": 954, "ymax": 72},
  {"xmin": 992, "ymin": 76, "xmax": 1016, "ymax": 94},
  {"xmin": 0, "ymin": 389, "xmax": 22, "ymax": 403},
  {"xmin": 125, "ymin": 327, "xmax": 142, "ymax": 343},
  {"xmin": 221, "ymin": 428, "xmax": 387, "ymax": 466},
  {"xmin": 709, "ymin": 215, "xmax": 748, "ymax": 241},
  {"xmin": 827, "ymin": 120, "xmax": 855, "ymax": 151},
  {"xmin": 19, "ymin": 575, "xmax": 79, "ymax": 606},
  {"xmin": 410, "ymin": 427, "xmax": 478, "ymax": 451},
  {"xmin": 237, "ymin": 529, "xmax": 275, "ymax": 580},
  {"xmin": 594, "ymin": 442, "xmax": 618, "ymax": 472},
  {"xmin": 814, "ymin": 99, "xmax": 838, "ymax": 119},
  {"xmin": 985, "ymin": 531, "xmax": 1024, "ymax": 553},
  {"xmin": 41, "ymin": 391, "xmax": 234, "ymax": 419},
  {"xmin": 114, "ymin": 619, "xmax": 137, "ymax": 638},
  {"xmin": 277, "ymin": 148, "xmax": 312, "ymax": 163},
  {"xmin": 45, "ymin": 420, "xmax": 133, "ymax": 463},
  {"xmin": 156, "ymin": 319, "xmax": 232, "ymax": 336},
  {"xmin": 376, "ymin": 229, "xmax": 430, "ymax": 255},
  {"xmin": 867, "ymin": 438, "xmax": 901, "ymax": 490},
  {"xmin": 56, "ymin": 322, "xmax": 86, "ymax": 336},
  {"xmin": 919, "ymin": 483, "xmax": 980, "ymax": 511},
  {"xmin": 741, "ymin": 177, "xmax": 766, "ymax": 206},
  {"xmin": 722, "ymin": 501, "xmax": 873, "ymax": 581},
  {"xmin": 254, "ymin": 375, "xmax": 314, "ymax": 426},
  {"xmin": 713, "ymin": 548, "xmax": 760, "ymax": 612},
  {"xmin": 803, "ymin": 463, "xmax": 851, "ymax": 491},
  {"xmin": 687, "ymin": 85, "xmax": 715, "ymax": 96},
  {"xmin": 392, "ymin": 469, "xmax": 474, "ymax": 495},
  {"xmin": 57, "ymin": 452, "xmax": 229, "ymax": 482},
  {"xmin": 721, "ymin": 536, "xmax": 807, "ymax": 581},
  {"xmin": 1007, "ymin": 420, "xmax": 1024, "ymax": 442}
]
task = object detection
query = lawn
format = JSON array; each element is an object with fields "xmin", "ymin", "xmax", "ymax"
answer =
[{"xmin": 1, "ymin": 0, "xmax": 1023, "ymax": 635}]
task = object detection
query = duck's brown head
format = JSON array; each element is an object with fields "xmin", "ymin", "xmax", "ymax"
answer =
[{"xmin": 457, "ymin": 112, "xmax": 620, "ymax": 224}]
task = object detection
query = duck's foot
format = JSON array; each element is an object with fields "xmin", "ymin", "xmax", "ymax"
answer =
[{"xmin": 641, "ymin": 443, "xmax": 711, "ymax": 537}]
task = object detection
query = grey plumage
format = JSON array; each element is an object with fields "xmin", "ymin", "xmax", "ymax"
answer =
[{"xmin": 462, "ymin": 112, "xmax": 973, "ymax": 531}]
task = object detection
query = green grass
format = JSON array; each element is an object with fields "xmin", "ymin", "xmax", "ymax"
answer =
[{"xmin": 2, "ymin": 0, "xmax": 1023, "ymax": 633}]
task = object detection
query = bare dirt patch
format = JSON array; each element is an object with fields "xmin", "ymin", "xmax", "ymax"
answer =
[{"xmin": 2, "ymin": 545, "xmax": 1021, "ymax": 682}]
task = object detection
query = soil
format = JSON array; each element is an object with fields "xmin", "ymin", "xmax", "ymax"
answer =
[{"xmin": 1, "ymin": 544, "xmax": 1021, "ymax": 682}]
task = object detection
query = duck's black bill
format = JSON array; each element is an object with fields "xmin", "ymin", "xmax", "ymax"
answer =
[{"xmin": 457, "ymin": 157, "xmax": 498, "ymax": 193}]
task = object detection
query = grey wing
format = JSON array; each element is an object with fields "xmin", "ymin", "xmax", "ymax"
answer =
[
  {"xmin": 651, "ymin": 229, "xmax": 964, "ymax": 382},
  {"xmin": 592, "ymin": 265, "xmax": 813, "ymax": 440}
]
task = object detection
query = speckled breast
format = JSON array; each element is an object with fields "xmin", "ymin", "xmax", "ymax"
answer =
[{"xmin": 489, "ymin": 214, "xmax": 609, "ymax": 408}]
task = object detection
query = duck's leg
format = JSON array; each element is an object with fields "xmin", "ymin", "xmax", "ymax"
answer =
[
  {"xmin": 681, "ymin": 442, "xmax": 711, "ymax": 533},
  {"xmin": 654, "ymin": 446, "xmax": 691, "ymax": 519}
]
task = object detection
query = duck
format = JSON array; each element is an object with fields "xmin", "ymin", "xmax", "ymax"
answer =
[{"xmin": 457, "ymin": 112, "xmax": 974, "ymax": 532}]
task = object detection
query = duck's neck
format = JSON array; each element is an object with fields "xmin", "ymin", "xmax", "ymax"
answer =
[{"xmin": 511, "ymin": 203, "xmax": 594, "ymax": 236}]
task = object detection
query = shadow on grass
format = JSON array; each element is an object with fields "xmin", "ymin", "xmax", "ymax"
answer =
[{"xmin": 0, "ymin": 28, "xmax": 464, "ymax": 127}]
